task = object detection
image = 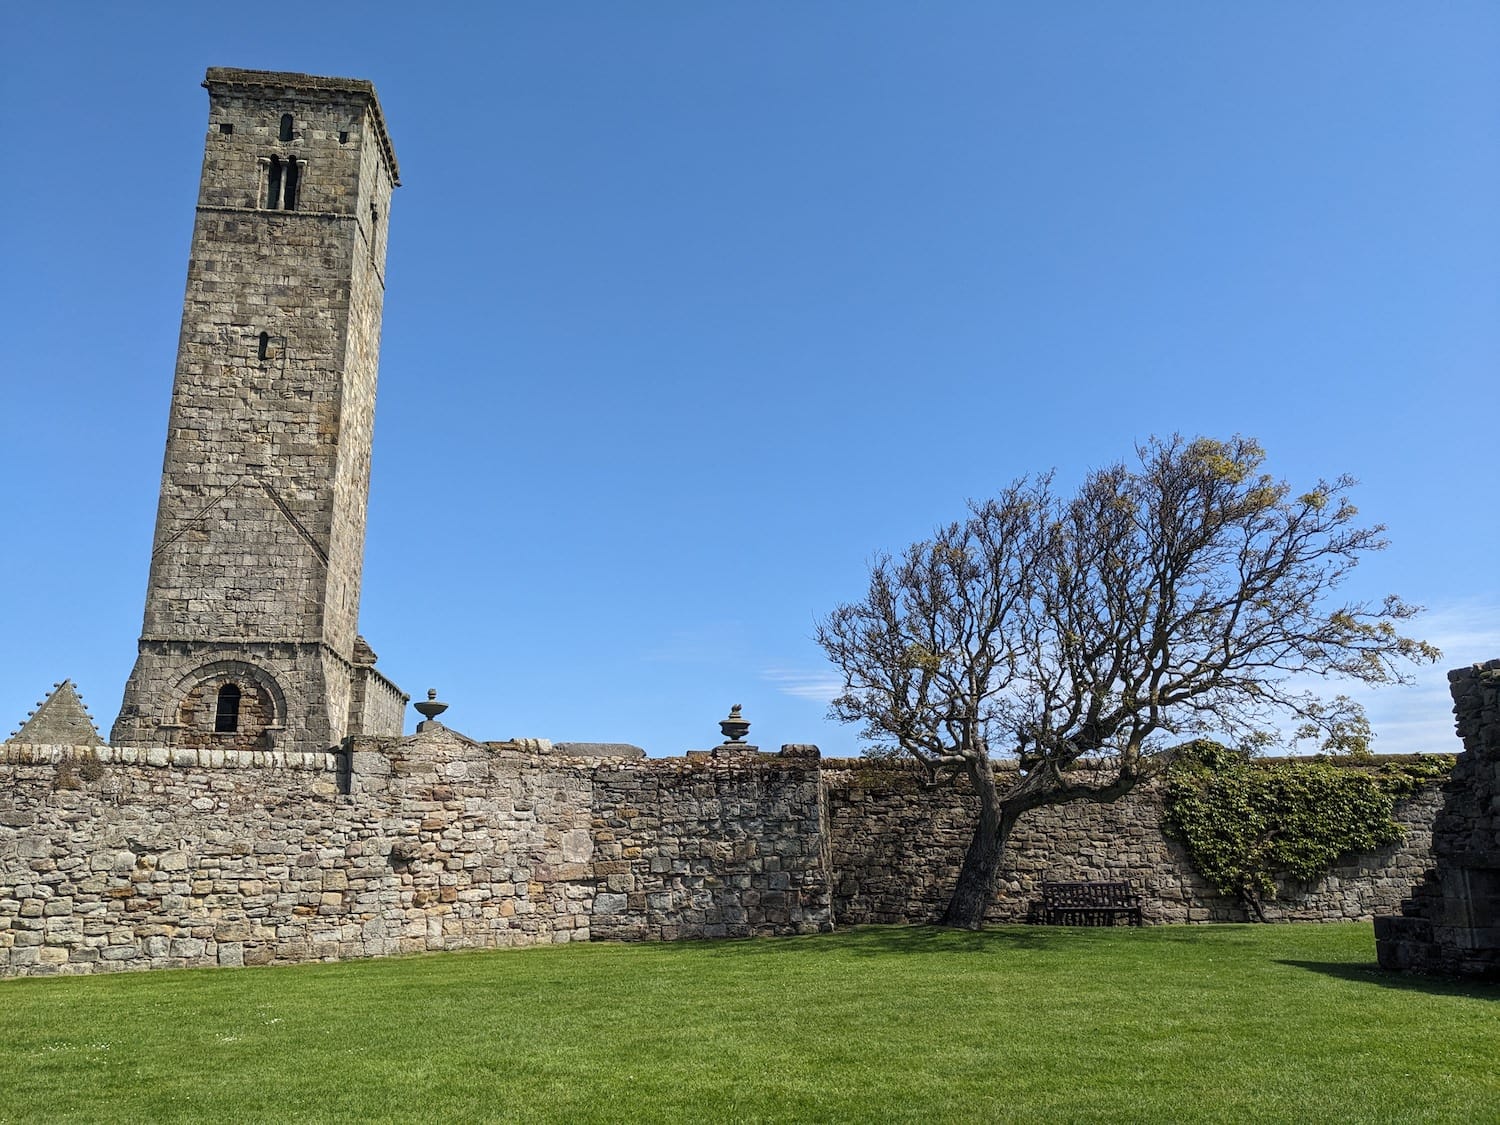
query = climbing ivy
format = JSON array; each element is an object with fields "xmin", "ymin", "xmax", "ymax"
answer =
[{"xmin": 1159, "ymin": 740, "xmax": 1453, "ymax": 921}]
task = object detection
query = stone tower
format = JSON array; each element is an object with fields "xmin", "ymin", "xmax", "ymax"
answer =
[{"xmin": 112, "ymin": 68, "xmax": 407, "ymax": 755}]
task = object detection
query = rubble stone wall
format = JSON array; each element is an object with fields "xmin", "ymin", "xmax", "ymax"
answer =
[
  {"xmin": 0, "ymin": 734, "xmax": 1443, "ymax": 978},
  {"xmin": 0, "ymin": 735, "xmax": 597, "ymax": 977},
  {"xmin": 0, "ymin": 732, "xmax": 831, "ymax": 977},
  {"xmin": 825, "ymin": 761, "xmax": 1443, "ymax": 925},
  {"xmin": 587, "ymin": 746, "xmax": 831, "ymax": 942}
]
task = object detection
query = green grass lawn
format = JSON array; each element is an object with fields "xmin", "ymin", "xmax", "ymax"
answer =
[{"xmin": 1, "ymin": 924, "xmax": 1496, "ymax": 1124}]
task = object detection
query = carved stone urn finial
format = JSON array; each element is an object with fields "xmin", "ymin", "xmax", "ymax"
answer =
[
  {"xmin": 414, "ymin": 688, "xmax": 448, "ymax": 728},
  {"xmin": 719, "ymin": 703, "xmax": 750, "ymax": 745}
]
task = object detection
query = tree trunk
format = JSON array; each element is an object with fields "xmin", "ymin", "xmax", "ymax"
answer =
[
  {"xmin": 939, "ymin": 758, "xmax": 1020, "ymax": 929},
  {"xmin": 1239, "ymin": 888, "xmax": 1268, "ymax": 923}
]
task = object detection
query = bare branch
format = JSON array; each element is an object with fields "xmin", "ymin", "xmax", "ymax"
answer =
[{"xmin": 816, "ymin": 434, "xmax": 1439, "ymax": 928}]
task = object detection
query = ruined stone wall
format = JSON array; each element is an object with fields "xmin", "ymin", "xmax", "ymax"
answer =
[
  {"xmin": 1377, "ymin": 659, "xmax": 1500, "ymax": 976},
  {"xmin": 825, "ymin": 760, "xmax": 1444, "ymax": 925}
]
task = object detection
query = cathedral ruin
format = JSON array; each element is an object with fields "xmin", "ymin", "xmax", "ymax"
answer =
[{"xmin": 0, "ymin": 69, "xmax": 1491, "ymax": 979}]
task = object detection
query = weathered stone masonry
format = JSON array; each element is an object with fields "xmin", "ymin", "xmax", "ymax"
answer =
[
  {"xmin": 0, "ymin": 732, "xmax": 833, "ymax": 976},
  {"xmin": 0, "ymin": 733, "xmax": 1441, "ymax": 977},
  {"xmin": 113, "ymin": 68, "xmax": 406, "ymax": 759},
  {"xmin": 828, "ymin": 761, "xmax": 1442, "ymax": 927},
  {"xmin": 1377, "ymin": 659, "xmax": 1500, "ymax": 977}
]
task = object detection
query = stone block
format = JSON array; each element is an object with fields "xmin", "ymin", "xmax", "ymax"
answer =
[{"xmin": 594, "ymin": 893, "xmax": 627, "ymax": 915}]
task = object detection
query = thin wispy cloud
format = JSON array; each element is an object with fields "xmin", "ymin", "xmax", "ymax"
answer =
[
  {"xmin": 1272, "ymin": 597, "xmax": 1500, "ymax": 756},
  {"xmin": 761, "ymin": 668, "xmax": 844, "ymax": 705}
]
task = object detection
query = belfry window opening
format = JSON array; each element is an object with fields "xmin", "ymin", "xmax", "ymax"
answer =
[
  {"xmin": 214, "ymin": 684, "xmax": 242, "ymax": 733},
  {"xmin": 283, "ymin": 158, "xmax": 299, "ymax": 209},
  {"xmin": 266, "ymin": 156, "xmax": 283, "ymax": 209},
  {"xmin": 264, "ymin": 156, "xmax": 301, "ymax": 211}
]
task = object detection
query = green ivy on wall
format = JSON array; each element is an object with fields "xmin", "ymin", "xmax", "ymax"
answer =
[{"xmin": 1159, "ymin": 741, "xmax": 1453, "ymax": 921}]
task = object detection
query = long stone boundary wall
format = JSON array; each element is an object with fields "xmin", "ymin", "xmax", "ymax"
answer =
[{"xmin": 0, "ymin": 732, "xmax": 1443, "ymax": 977}]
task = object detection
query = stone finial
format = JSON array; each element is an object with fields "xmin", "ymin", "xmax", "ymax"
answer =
[
  {"xmin": 719, "ymin": 704, "xmax": 750, "ymax": 745},
  {"xmin": 414, "ymin": 689, "xmax": 448, "ymax": 731}
]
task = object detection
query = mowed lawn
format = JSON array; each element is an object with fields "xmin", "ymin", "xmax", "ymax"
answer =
[{"xmin": 1, "ymin": 924, "xmax": 1496, "ymax": 1123}]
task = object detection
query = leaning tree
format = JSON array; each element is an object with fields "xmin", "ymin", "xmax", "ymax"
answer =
[{"xmin": 816, "ymin": 436, "xmax": 1438, "ymax": 928}]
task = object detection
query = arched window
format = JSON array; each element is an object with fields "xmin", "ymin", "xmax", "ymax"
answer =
[
  {"xmin": 214, "ymin": 684, "xmax": 242, "ymax": 733},
  {"xmin": 279, "ymin": 113, "xmax": 294, "ymax": 142},
  {"xmin": 258, "ymin": 331, "xmax": 270, "ymax": 361}
]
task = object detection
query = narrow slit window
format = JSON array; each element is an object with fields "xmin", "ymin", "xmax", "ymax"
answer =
[
  {"xmin": 279, "ymin": 113, "xmax": 294, "ymax": 142},
  {"xmin": 214, "ymin": 684, "xmax": 242, "ymax": 733},
  {"xmin": 283, "ymin": 159, "xmax": 300, "ymax": 210},
  {"xmin": 266, "ymin": 156, "xmax": 283, "ymax": 209},
  {"xmin": 258, "ymin": 332, "xmax": 270, "ymax": 361}
]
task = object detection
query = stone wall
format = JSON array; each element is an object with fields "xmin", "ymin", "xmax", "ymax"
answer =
[
  {"xmin": 0, "ymin": 734, "xmax": 600, "ymax": 976},
  {"xmin": 0, "ymin": 731, "xmax": 831, "ymax": 977},
  {"xmin": 0, "ymin": 733, "xmax": 1445, "ymax": 978},
  {"xmin": 588, "ymin": 745, "xmax": 830, "ymax": 941},
  {"xmin": 348, "ymin": 656, "xmax": 407, "ymax": 738},
  {"xmin": 1377, "ymin": 659, "xmax": 1500, "ymax": 976},
  {"xmin": 825, "ymin": 760, "xmax": 1443, "ymax": 926}
]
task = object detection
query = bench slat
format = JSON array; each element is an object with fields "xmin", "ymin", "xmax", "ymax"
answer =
[{"xmin": 1034, "ymin": 880, "xmax": 1144, "ymax": 926}]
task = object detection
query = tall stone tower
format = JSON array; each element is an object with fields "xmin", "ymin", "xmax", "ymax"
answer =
[{"xmin": 113, "ymin": 68, "xmax": 407, "ymax": 755}]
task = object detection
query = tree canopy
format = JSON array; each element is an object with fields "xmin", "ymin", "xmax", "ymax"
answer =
[{"xmin": 817, "ymin": 435, "xmax": 1438, "ymax": 927}]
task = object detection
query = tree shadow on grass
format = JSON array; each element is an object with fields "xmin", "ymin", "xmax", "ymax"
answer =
[
  {"xmin": 1276, "ymin": 959, "xmax": 1500, "ymax": 1000},
  {"xmin": 706, "ymin": 924, "xmax": 1142, "ymax": 959}
]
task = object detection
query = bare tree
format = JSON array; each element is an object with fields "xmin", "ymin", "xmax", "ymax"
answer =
[{"xmin": 817, "ymin": 436, "xmax": 1438, "ymax": 929}]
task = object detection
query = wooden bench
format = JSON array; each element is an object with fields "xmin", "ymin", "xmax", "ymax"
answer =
[{"xmin": 1036, "ymin": 880, "xmax": 1144, "ymax": 927}]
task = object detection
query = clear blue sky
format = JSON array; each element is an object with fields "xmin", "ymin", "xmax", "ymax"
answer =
[{"xmin": 3, "ymin": 3, "xmax": 1497, "ymax": 757}]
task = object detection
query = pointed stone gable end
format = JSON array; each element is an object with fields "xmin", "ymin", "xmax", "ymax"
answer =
[{"xmin": 7, "ymin": 680, "xmax": 105, "ymax": 745}]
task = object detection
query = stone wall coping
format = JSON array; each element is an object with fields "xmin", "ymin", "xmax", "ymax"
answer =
[
  {"xmin": 819, "ymin": 752, "xmax": 1451, "ymax": 769},
  {"xmin": 0, "ymin": 743, "xmax": 338, "ymax": 771},
  {"xmin": 2, "ymin": 742, "xmax": 1439, "ymax": 780}
]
